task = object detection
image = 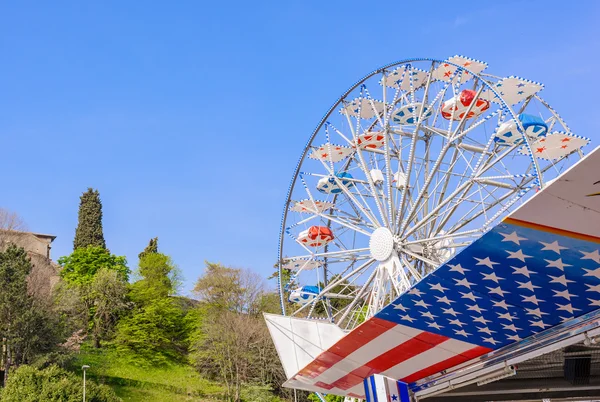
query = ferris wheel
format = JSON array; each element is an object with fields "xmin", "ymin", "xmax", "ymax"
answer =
[{"xmin": 277, "ymin": 56, "xmax": 590, "ymax": 331}]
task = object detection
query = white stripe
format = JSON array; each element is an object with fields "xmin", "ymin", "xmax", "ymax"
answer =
[
  {"xmin": 307, "ymin": 325, "xmax": 422, "ymax": 384},
  {"xmin": 383, "ymin": 338, "xmax": 478, "ymax": 380}
]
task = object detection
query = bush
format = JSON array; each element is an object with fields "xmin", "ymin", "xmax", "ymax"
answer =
[{"xmin": 0, "ymin": 365, "xmax": 121, "ymax": 402}]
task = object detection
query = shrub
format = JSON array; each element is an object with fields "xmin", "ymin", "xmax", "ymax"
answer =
[{"xmin": 0, "ymin": 365, "xmax": 121, "ymax": 402}]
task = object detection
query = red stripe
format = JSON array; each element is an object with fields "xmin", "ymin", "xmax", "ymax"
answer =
[
  {"xmin": 314, "ymin": 381, "xmax": 334, "ymax": 390},
  {"xmin": 401, "ymin": 345, "xmax": 491, "ymax": 383},
  {"xmin": 331, "ymin": 331, "xmax": 449, "ymax": 390},
  {"xmin": 299, "ymin": 317, "xmax": 394, "ymax": 378}
]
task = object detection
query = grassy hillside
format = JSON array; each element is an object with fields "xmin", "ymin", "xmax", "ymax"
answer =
[
  {"xmin": 70, "ymin": 344, "xmax": 223, "ymax": 401},
  {"xmin": 69, "ymin": 344, "xmax": 285, "ymax": 402}
]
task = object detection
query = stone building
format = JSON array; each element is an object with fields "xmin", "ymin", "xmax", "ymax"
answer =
[{"xmin": 0, "ymin": 229, "xmax": 60, "ymax": 302}]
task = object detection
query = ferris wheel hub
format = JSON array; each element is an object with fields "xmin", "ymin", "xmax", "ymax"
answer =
[{"xmin": 369, "ymin": 227, "xmax": 395, "ymax": 262}]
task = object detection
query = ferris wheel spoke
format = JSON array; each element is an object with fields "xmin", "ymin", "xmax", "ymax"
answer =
[
  {"xmin": 341, "ymin": 98, "xmax": 389, "ymax": 228},
  {"xmin": 395, "ymin": 64, "xmax": 457, "ymax": 231},
  {"xmin": 290, "ymin": 258, "xmax": 376, "ymax": 318},
  {"xmin": 399, "ymin": 85, "xmax": 486, "ymax": 235},
  {"xmin": 289, "ymin": 247, "xmax": 371, "ymax": 261},
  {"xmin": 315, "ymin": 158, "xmax": 382, "ymax": 228}
]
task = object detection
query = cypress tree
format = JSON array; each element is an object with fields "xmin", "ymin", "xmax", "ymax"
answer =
[
  {"xmin": 73, "ymin": 188, "xmax": 106, "ymax": 250},
  {"xmin": 138, "ymin": 237, "xmax": 158, "ymax": 260}
]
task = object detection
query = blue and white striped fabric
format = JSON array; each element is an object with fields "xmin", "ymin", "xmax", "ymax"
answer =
[{"xmin": 363, "ymin": 374, "xmax": 410, "ymax": 402}]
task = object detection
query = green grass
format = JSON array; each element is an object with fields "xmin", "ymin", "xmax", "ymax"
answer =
[{"xmin": 70, "ymin": 344, "xmax": 224, "ymax": 401}]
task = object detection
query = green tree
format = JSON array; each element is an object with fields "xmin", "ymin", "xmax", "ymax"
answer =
[
  {"xmin": 73, "ymin": 188, "xmax": 106, "ymax": 250},
  {"xmin": 194, "ymin": 262, "xmax": 263, "ymax": 314},
  {"xmin": 115, "ymin": 297, "xmax": 187, "ymax": 366},
  {"xmin": 58, "ymin": 247, "xmax": 129, "ymax": 348},
  {"xmin": 0, "ymin": 365, "xmax": 120, "ymax": 402},
  {"xmin": 89, "ymin": 268, "xmax": 129, "ymax": 348},
  {"xmin": 115, "ymin": 252, "xmax": 187, "ymax": 365},
  {"xmin": 138, "ymin": 237, "xmax": 158, "ymax": 260},
  {"xmin": 0, "ymin": 246, "xmax": 59, "ymax": 384},
  {"xmin": 58, "ymin": 246, "xmax": 129, "ymax": 286},
  {"xmin": 190, "ymin": 263, "xmax": 286, "ymax": 402},
  {"xmin": 307, "ymin": 394, "xmax": 344, "ymax": 402},
  {"xmin": 130, "ymin": 253, "xmax": 180, "ymax": 304}
]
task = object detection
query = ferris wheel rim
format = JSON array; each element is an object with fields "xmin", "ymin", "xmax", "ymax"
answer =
[{"xmin": 276, "ymin": 57, "xmax": 543, "ymax": 316}]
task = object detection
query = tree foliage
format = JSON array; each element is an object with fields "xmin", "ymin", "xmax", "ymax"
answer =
[
  {"xmin": 0, "ymin": 365, "xmax": 120, "ymax": 402},
  {"xmin": 194, "ymin": 262, "xmax": 264, "ymax": 314},
  {"xmin": 130, "ymin": 253, "xmax": 180, "ymax": 304},
  {"xmin": 0, "ymin": 246, "xmax": 59, "ymax": 384},
  {"xmin": 115, "ymin": 252, "xmax": 187, "ymax": 366},
  {"xmin": 89, "ymin": 268, "xmax": 129, "ymax": 348},
  {"xmin": 58, "ymin": 247, "xmax": 129, "ymax": 348},
  {"xmin": 191, "ymin": 263, "xmax": 288, "ymax": 402},
  {"xmin": 73, "ymin": 188, "xmax": 106, "ymax": 250},
  {"xmin": 58, "ymin": 246, "xmax": 129, "ymax": 286},
  {"xmin": 138, "ymin": 237, "xmax": 158, "ymax": 261}
]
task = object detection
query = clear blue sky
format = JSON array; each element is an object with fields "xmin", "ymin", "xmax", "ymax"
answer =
[{"xmin": 2, "ymin": 1, "xmax": 599, "ymax": 296}]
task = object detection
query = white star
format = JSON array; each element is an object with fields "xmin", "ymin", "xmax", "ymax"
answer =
[
  {"xmin": 436, "ymin": 296, "xmax": 453, "ymax": 305},
  {"xmin": 512, "ymin": 265, "xmax": 535, "ymax": 278},
  {"xmin": 477, "ymin": 326, "xmax": 496, "ymax": 335},
  {"xmin": 586, "ymin": 284, "xmax": 600, "ymax": 293},
  {"xmin": 483, "ymin": 336, "xmax": 500, "ymax": 345},
  {"xmin": 428, "ymin": 321, "xmax": 443, "ymax": 330},
  {"xmin": 522, "ymin": 294, "xmax": 544, "ymax": 305},
  {"xmin": 475, "ymin": 257, "xmax": 500, "ymax": 269},
  {"xmin": 549, "ymin": 274, "xmax": 574, "ymax": 287},
  {"xmin": 400, "ymin": 314, "xmax": 415, "ymax": 322},
  {"xmin": 473, "ymin": 315, "xmax": 491, "ymax": 325},
  {"xmin": 584, "ymin": 267, "xmax": 600, "ymax": 280},
  {"xmin": 449, "ymin": 318, "xmax": 466, "ymax": 327},
  {"xmin": 540, "ymin": 240, "xmax": 567, "ymax": 254},
  {"xmin": 414, "ymin": 299, "xmax": 431, "ymax": 309},
  {"xmin": 502, "ymin": 323, "xmax": 521, "ymax": 332},
  {"xmin": 507, "ymin": 334, "xmax": 522, "ymax": 342},
  {"xmin": 500, "ymin": 231, "xmax": 527, "ymax": 245},
  {"xmin": 460, "ymin": 291, "xmax": 481, "ymax": 302},
  {"xmin": 517, "ymin": 281, "xmax": 540, "ymax": 292},
  {"xmin": 493, "ymin": 300, "xmax": 510, "ymax": 310},
  {"xmin": 482, "ymin": 271, "xmax": 504, "ymax": 283},
  {"xmin": 526, "ymin": 307, "xmax": 548, "ymax": 318},
  {"xmin": 589, "ymin": 298, "xmax": 600, "ymax": 307},
  {"xmin": 442, "ymin": 307, "xmax": 460, "ymax": 317},
  {"xmin": 393, "ymin": 303, "xmax": 408, "ymax": 311},
  {"xmin": 430, "ymin": 283, "xmax": 448, "ymax": 292},
  {"xmin": 454, "ymin": 329, "xmax": 471, "ymax": 337},
  {"xmin": 529, "ymin": 320, "xmax": 550, "ymax": 329},
  {"xmin": 506, "ymin": 249, "xmax": 532, "ymax": 262},
  {"xmin": 487, "ymin": 286, "xmax": 509, "ymax": 297},
  {"xmin": 552, "ymin": 289, "xmax": 577, "ymax": 301},
  {"xmin": 455, "ymin": 277, "xmax": 476, "ymax": 288},
  {"xmin": 556, "ymin": 303, "xmax": 580, "ymax": 314},
  {"xmin": 545, "ymin": 258, "xmax": 572, "ymax": 271},
  {"xmin": 497, "ymin": 312, "xmax": 514, "ymax": 321},
  {"xmin": 581, "ymin": 250, "xmax": 600, "ymax": 264},
  {"xmin": 467, "ymin": 304, "xmax": 486, "ymax": 314},
  {"xmin": 409, "ymin": 288, "xmax": 424, "ymax": 296},
  {"xmin": 448, "ymin": 263, "xmax": 469, "ymax": 275},
  {"xmin": 421, "ymin": 311, "xmax": 438, "ymax": 320}
]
